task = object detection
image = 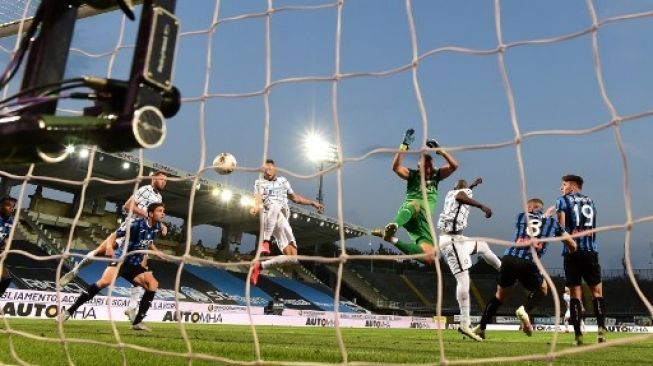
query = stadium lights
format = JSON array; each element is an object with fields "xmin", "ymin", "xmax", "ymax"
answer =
[
  {"xmin": 78, "ymin": 147, "xmax": 90, "ymax": 159},
  {"xmin": 65, "ymin": 145, "xmax": 75, "ymax": 154},
  {"xmin": 121, "ymin": 161, "xmax": 130, "ymax": 170},
  {"xmin": 304, "ymin": 132, "xmax": 338, "ymax": 163},
  {"xmin": 211, "ymin": 187, "xmax": 220, "ymax": 196},
  {"xmin": 220, "ymin": 189, "xmax": 233, "ymax": 202},
  {"xmin": 303, "ymin": 132, "xmax": 338, "ymax": 208},
  {"xmin": 292, "ymin": 213, "xmax": 298, "ymax": 219},
  {"xmin": 239, "ymin": 196, "xmax": 254, "ymax": 207}
]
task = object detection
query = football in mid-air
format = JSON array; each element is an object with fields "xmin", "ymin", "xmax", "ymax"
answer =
[{"xmin": 213, "ymin": 153, "xmax": 237, "ymax": 175}]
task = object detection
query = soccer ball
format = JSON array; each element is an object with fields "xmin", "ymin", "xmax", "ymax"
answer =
[{"xmin": 213, "ymin": 153, "xmax": 237, "ymax": 175}]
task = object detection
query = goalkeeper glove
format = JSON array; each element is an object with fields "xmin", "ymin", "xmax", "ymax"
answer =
[
  {"xmin": 400, "ymin": 128, "xmax": 415, "ymax": 151},
  {"xmin": 426, "ymin": 138, "xmax": 445, "ymax": 155}
]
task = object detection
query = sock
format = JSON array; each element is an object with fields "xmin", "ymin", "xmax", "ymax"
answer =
[
  {"xmin": 480, "ymin": 297, "xmax": 502, "ymax": 330},
  {"xmin": 393, "ymin": 203, "xmax": 417, "ymax": 228},
  {"xmin": 570, "ymin": 298, "xmax": 583, "ymax": 337},
  {"xmin": 593, "ymin": 297, "xmax": 606, "ymax": 329},
  {"xmin": 73, "ymin": 248, "xmax": 98, "ymax": 273},
  {"xmin": 68, "ymin": 283, "xmax": 101, "ymax": 314},
  {"xmin": 0, "ymin": 276, "xmax": 11, "ymax": 297},
  {"xmin": 454, "ymin": 272, "xmax": 470, "ymax": 327},
  {"xmin": 261, "ymin": 255, "xmax": 298, "ymax": 269},
  {"xmin": 133, "ymin": 290, "xmax": 156, "ymax": 325},
  {"xmin": 475, "ymin": 241, "xmax": 501, "ymax": 271},
  {"xmin": 129, "ymin": 286, "xmax": 141, "ymax": 311},
  {"xmin": 525, "ymin": 290, "xmax": 545, "ymax": 324},
  {"xmin": 394, "ymin": 240, "xmax": 425, "ymax": 256}
]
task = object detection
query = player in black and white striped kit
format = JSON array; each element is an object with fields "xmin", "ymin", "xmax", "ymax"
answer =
[
  {"xmin": 437, "ymin": 178, "xmax": 501, "ymax": 341},
  {"xmin": 59, "ymin": 171, "xmax": 168, "ymax": 320},
  {"xmin": 249, "ymin": 159, "xmax": 323, "ymax": 285}
]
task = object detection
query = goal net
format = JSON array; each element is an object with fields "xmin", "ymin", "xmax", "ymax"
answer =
[{"xmin": 0, "ymin": 0, "xmax": 652, "ymax": 365}]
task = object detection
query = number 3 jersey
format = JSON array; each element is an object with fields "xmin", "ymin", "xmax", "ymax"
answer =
[
  {"xmin": 504, "ymin": 210, "xmax": 565, "ymax": 261},
  {"xmin": 555, "ymin": 192, "xmax": 597, "ymax": 254}
]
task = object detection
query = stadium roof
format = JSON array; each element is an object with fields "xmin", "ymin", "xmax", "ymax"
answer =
[{"xmin": 5, "ymin": 151, "xmax": 368, "ymax": 246}]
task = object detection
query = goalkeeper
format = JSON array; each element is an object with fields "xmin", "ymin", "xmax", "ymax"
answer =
[{"xmin": 372, "ymin": 128, "xmax": 458, "ymax": 264}]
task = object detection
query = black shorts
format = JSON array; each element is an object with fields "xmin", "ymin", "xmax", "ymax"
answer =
[
  {"xmin": 109, "ymin": 262, "xmax": 149, "ymax": 285},
  {"xmin": 564, "ymin": 250, "xmax": 601, "ymax": 287},
  {"xmin": 497, "ymin": 255, "xmax": 543, "ymax": 292}
]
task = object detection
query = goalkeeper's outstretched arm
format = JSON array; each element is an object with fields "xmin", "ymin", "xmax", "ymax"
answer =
[
  {"xmin": 392, "ymin": 128, "xmax": 414, "ymax": 180},
  {"xmin": 437, "ymin": 149, "xmax": 459, "ymax": 180}
]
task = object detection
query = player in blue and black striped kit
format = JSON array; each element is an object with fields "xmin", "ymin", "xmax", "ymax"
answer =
[
  {"xmin": 0, "ymin": 196, "xmax": 17, "ymax": 299},
  {"xmin": 556, "ymin": 174, "xmax": 605, "ymax": 345},
  {"xmin": 59, "ymin": 202, "xmax": 166, "ymax": 331},
  {"xmin": 473, "ymin": 198, "xmax": 576, "ymax": 340}
]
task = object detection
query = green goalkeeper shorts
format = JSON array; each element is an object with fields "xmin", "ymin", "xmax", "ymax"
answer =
[{"xmin": 401, "ymin": 200, "xmax": 436, "ymax": 246}]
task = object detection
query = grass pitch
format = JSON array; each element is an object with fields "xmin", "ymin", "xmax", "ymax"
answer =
[{"xmin": 0, "ymin": 319, "xmax": 651, "ymax": 365}]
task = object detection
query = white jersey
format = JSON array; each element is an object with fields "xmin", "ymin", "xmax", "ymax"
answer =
[
  {"xmin": 437, "ymin": 188, "xmax": 473, "ymax": 233},
  {"xmin": 254, "ymin": 176, "xmax": 294, "ymax": 209},
  {"xmin": 124, "ymin": 184, "xmax": 162, "ymax": 216}
]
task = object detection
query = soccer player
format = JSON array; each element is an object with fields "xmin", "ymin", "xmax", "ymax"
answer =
[
  {"xmin": 0, "ymin": 196, "xmax": 17, "ymax": 298},
  {"xmin": 556, "ymin": 174, "xmax": 605, "ymax": 345},
  {"xmin": 372, "ymin": 128, "xmax": 458, "ymax": 264},
  {"xmin": 473, "ymin": 198, "xmax": 577, "ymax": 340},
  {"xmin": 60, "ymin": 171, "xmax": 167, "ymax": 321},
  {"xmin": 436, "ymin": 177, "xmax": 501, "ymax": 341},
  {"xmin": 249, "ymin": 159, "xmax": 323, "ymax": 285},
  {"xmin": 58, "ymin": 202, "xmax": 166, "ymax": 331}
]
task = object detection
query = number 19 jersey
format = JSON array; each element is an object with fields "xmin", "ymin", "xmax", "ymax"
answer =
[{"xmin": 555, "ymin": 192, "xmax": 597, "ymax": 254}]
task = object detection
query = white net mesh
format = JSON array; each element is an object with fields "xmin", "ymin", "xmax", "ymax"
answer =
[{"xmin": 0, "ymin": 0, "xmax": 652, "ymax": 365}]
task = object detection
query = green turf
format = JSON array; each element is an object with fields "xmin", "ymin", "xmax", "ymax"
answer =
[{"xmin": 0, "ymin": 319, "xmax": 651, "ymax": 365}]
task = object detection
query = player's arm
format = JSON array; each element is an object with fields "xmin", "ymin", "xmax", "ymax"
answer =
[
  {"xmin": 123, "ymin": 188, "xmax": 148, "ymax": 218},
  {"xmin": 148, "ymin": 243, "xmax": 167, "ymax": 261},
  {"xmin": 555, "ymin": 197, "xmax": 567, "ymax": 228},
  {"xmin": 455, "ymin": 191, "xmax": 492, "ymax": 218},
  {"xmin": 288, "ymin": 192, "xmax": 323, "ymax": 212},
  {"xmin": 436, "ymin": 149, "xmax": 459, "ymax": 180},
  {"xmin": 392, "ymin": 128, "xmax": 415, "ymax": 180},
  {"xmin": 468, "ymin": 177, "xmax": 482, "ymax": 190},
  {"xmin": 560, "ymin": 232, "xmax": 577, "ymax": 253},
  {"xmin": 250, "ymin": 192, "xmax": 263, "ymax": 216}
]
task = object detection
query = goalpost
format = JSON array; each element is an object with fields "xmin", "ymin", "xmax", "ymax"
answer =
[{"xmin": 0, "ymin": 0, "xmax": 652, "ymax": 365}]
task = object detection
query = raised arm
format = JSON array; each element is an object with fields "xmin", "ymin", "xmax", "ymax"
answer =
[
  {"xmin": 436, "ymin": 150, "xmax": 459, "ymax": 180},
  {"xmin": 288, "ymin": 192, "xmax": 323, "ymax": 213},
  {"xmin": 455, "ymin": 191, "xmax": 492, "ymax": 218},
  {"xmin": 392, "ymin": 128, "xmax": 415, "ymax": 180}
]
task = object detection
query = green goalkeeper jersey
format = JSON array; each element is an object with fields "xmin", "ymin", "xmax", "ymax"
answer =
[{"xmin": 405, "ymin": 168, "xmax": 441, "ymax": 206}]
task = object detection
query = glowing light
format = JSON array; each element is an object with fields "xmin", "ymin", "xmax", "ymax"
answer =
[
  {"xmin": 121, "ymin": 161, "xmax": 130, "ymax": 169},
  {"xmin": 78, "ymin": 148, "xmax": 90, "ymax": 159},
  {"xmin": 220, "ymin": 189, "xmax": 233, "ymax": 202}
]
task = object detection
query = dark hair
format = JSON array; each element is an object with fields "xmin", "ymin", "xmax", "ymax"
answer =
[
  {"xmin": 147, "ymin": 202, "xmax": 165, "ymax": 213},
  {"xmin": 423, "ymin": 154, "xmax": 432, "ymax": 161},
  {"xmin": 562, "ymin": 174, "xmax": 583, "ymax": 189},
  {"xmin": 265, "ymin": 159, "xmax": 275, "ymax": 165},
  {"xmin": 152, "ymin": 170, "xmax": 167, "ymax": 177},
  {"xmin": 0, "ymin": 196, "xmax": 17, "ymax": 205}
]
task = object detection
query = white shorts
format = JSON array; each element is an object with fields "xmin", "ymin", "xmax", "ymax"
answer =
[
  {"xmin": 439, "ymin": 234, "xmax": 476, "ymax": 275},
  {"xmin": 564, "ymin": 309, "xmax": 570, "ymax": 320},
  {"xmin": 264, "ymin": 204, "xmax": 296, "ymax": 252}
]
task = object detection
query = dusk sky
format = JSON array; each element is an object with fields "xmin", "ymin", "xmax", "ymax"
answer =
[{"xmin": 2, "ymin": 0, "xmax": 653, "ymax": 271}]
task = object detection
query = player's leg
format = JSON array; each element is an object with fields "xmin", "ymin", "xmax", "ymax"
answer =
[
  {"xmin": 565, "ymin": 252, "xmax": 585, "ymax": 345},
  {"xmin": 383, "ymin": 200, "xmax": 420, "ymax": 241},
  {"xmin": 260, "ymin": 204, "xmax": 283, "ymax": 255},
  {"xmin": 586, "ymin": 252, "xmax": 606, "ymax": 342},
  {"xmin": 472, "ymin": 240, "xmax": 501, "ymax": 271},
  {"xmin": 61, "ymin": 265, "xmax": 117, "ymax": 321},
  {"xmin": 388, "ymin": 209, "xmax": 436, "ymax": 263},
  {"xmin": 60, "ymin": 233, "xmax": 113, "ymax": 286},
  {"xmin": 130, "ymin": 269, "xmax": 158, "ymax": 330},
  {"xmin": 475, "ymin": 256, "xmax": 514, "ymax": 339},
  {"xmin": 125, "ymin": 255, "xmax": 148, "ymax": 321},
  {"xmin": 262, "ymin": 217, "xmax": 298, "ymax": 268},
  {"xmin": 0, "ymin": 266, "xmax": 12, "ymax": 298},
  {"xmin": 564, "ymin": 310, "xmax": 570, "ymax": 332},
  {"xmin": 517, "ymin": 267, "xmax": 547, "ymax": 336}
]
